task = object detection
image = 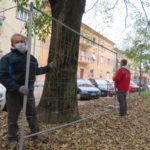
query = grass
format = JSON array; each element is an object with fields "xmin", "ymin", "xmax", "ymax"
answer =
[{"xmin": 130, "ymin": 91, "xmax": 150, "ymax": 97}]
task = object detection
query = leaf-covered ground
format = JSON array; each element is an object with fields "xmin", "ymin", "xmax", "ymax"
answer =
[{"xmin": 0, "ymin": 96, "xmax": 150, "ymax": 150}]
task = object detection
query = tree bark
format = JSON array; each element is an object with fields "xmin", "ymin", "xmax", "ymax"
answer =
[{"xmin": 38, "ymin": 0, "xmax": 86, "ymax": 123}]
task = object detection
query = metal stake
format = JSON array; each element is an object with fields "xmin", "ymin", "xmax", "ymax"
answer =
[{"xmin": 19, "ymin": 2, "xmax": 33, "ymax": 150}]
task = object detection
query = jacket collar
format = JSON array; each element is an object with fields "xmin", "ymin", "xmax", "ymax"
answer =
[
  {"xmin": 121, "ymin": 65, "xmax": 130, "ymax": 71},
  {"xmin": 11, "ymin": 48, "xmax": 27, "ymax": 55}
]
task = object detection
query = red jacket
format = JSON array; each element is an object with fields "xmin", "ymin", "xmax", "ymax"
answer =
[{"xmin": 113, "ymin": 66, "xmax": 131, "ymax": 92}]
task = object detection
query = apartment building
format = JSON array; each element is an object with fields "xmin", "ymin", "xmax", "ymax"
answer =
[
  {"xmin": 38, "ymin": 24, "xmax": 117, "ymax": 81},
  {"xmin": 78, "ymin": 24, "xmax": 116, "ymax": 80},
  {"xmin": 0, "ymin": 0, "xmax": 41, "ymax": 58}
]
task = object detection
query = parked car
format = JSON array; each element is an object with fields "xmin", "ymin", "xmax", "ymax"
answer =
[
  {"xmin": 89, "ymin": 79, "xmax": 115, "ymax": 97},
  {"xmin": 0, "ymin": 83, "xmax": 6, "ymax": 111},
  {"xmin": 105, "ymin": 79, "xmax": 115, "ymax": 90},
  {"xmin": 128, "ymin": 84, "xmax": 137, "ymax": 93},
  {"xmin": 130, "ymin": 81, "xmax": 141, "ymax": 92},
  {"xmin": 132, "ymin": 78, "xmax": 146, "ymax": 91},
  {"xmin": 145, "ymin": 82, "xmax": 150, "ymax": 91},
  {"xmin": 77, "ymin": 79, "xmax": 101, "ymax": 100},
  {"xmin": 105, "ymin": 80, "xmax": 137, "ymax": 93}
]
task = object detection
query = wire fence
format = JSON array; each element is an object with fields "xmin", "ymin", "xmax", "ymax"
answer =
[
  {"xmin": 0, "ymin": 2, "xmax": 149, "ymax": 150},
  {"xmin": 17, "ymin": 2, "xmax": 119, "ymax": 150}
]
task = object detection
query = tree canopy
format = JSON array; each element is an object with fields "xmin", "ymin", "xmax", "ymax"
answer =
[{"xmin": 123, "ymin": 13, "xmax": 150, "ymax": 72}]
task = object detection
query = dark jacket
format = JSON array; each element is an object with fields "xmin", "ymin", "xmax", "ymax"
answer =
[
  {"xmin": 0, "ymin": 49, "xmax": 50, "ymax": 91},
  {"xmin": 113, "ymin": 66, "xmax": 131, "ymax": 92}
]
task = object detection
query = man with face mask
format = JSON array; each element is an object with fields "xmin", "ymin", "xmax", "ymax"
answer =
[{"xmin": 0, "ymin": 33, "xmax": 56, "ymax": 145}]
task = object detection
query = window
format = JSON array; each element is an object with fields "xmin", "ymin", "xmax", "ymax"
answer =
[
  {"xmin": 90, "ymin": 69, "xmax": 94, "ymax": 77},
  {"xmin": 92, "ymin": 54, "xmax": 96, "ymax": 61},
  {"xmin": 0, "ymin": 8, "xmax": 5, "ymax": 27},
  {"xmin": 106, "ymin": 72, "xmax": 110, "ymax": 80},
  {"xmin": 100, "ymin": 71, "xmax": 103, "ymax": 78},
  {"xmin": 100, "ymin": 56, "xmax": 103, "ymax": 63},
  {"xmin": 0, "ymin": 51, "xmax": 3, "ymax": 59},
  {"xmin": 80, "ymin": 50, "xmax": 85, "ymax": 57},
  {"xmin": 17, "ymin": 10, "xmax": 29, "ymax": 22},
  {"xmin": 92, "ymin": 37, "xmax": 96, "ymax": 45},
  {"xmin": 93, "ymin": 37, "xmax": 96, "ymax": 42},
  {"xmin": 107, "ymin": 58, "xmax": 110, "ymax": 65}
]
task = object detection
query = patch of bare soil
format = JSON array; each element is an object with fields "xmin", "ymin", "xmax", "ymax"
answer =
[{"xmin": 0, "ymin": 96, "xmax": 150, "ymax": 150}]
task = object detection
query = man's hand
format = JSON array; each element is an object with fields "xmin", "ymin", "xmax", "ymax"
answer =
[
  {"xmin": 48, "ymin": 60, "xmax": 57, "ymax": 69},
  {"xmin": 19, "ymin": 86, "xmax": 29, "ymax": 95}
]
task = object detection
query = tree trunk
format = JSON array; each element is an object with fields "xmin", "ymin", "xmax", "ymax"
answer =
[{"xmin": 38, "ymin": 0, "xmax": 86, "ymax": 123}]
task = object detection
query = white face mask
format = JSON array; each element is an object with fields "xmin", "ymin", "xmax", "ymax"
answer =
[{"xmin": 15, "ymin": 43, "xmax": 27, "ymax": 52}]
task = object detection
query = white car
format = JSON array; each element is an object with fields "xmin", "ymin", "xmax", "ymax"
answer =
[
  {"xmin": 0, "ymin": 83, "xmax": 6, "ymax": 111},
  {"xmin": 145, "ymin": 83, "xmax": 150, "ymax": 91},
  {"xmin": 89, "ymin": 79, "xmax": 115, "ymax": 97}
]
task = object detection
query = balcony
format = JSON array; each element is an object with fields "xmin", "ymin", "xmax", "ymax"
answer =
[
  {"xmin": 78, "ymin": 56, "xmax": 91, "ymax": 64},
  {"xmin": 79, "ymin": 38, "xmax": 92, "ymax": 49}
]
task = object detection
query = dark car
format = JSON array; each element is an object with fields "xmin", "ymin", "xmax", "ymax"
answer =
[
  {"xmin": 89, "ymin": 79, "xmax": 115, "ymax": 97},
  {"xmin": 77, "ymin": 79, "xmax": 101, "ymax": 100}
]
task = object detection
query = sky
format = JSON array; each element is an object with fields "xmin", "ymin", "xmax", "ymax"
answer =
[{"xmin": 82, "ymin": 0, "xmax": 150, "ymax": 49}]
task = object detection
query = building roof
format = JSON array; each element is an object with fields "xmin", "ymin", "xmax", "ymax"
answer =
[{"xmin": 81, "ymin": 23, "xmax": 115, "ymax": 46}]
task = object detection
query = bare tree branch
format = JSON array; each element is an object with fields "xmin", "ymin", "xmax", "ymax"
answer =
[
  {"xmin": 110, "ymin": 0, "xmax": 120, "ymax": 9},
  {"xmin": 139, "ymin": 0, "xmax": 149, "ymax": 23},
  {"xmin": 85, "ymin": 0, "xmax": 99, "ymax": 13},
  {"xmin": 123, "ymin": 0, "xmax": 128, "ymax": 28},
  {"xmin": 127, "ymin": 1, "xmax": 140, "ymax": 11}
]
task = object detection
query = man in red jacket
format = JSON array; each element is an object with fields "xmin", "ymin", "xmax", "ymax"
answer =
[{"xmin": 113, "ymin": 59, "xmax": 131, "ymax": 116}]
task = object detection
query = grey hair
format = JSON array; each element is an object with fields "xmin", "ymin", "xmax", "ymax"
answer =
[{"xmin": 11, "ymin": 33, "xmax": 26, "ymax": 44}]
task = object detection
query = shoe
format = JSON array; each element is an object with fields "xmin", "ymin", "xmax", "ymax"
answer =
[
  {"xmin": 8, "ymin": 140, "xmax": 18, "ymax": 150},
  {"xmin": 115, "ymin": 113, "xmax": 126, "ymax": 116}
]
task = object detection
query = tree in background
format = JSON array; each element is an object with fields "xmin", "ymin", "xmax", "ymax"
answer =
[{"xmin": 123, "ymin": 13, "xmax": 150, "ymax": 73}]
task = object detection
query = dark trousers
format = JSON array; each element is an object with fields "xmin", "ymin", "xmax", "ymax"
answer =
[
  {"xmin": 6, "ymin": 91, "xmax": 39, "ymax": 141},
  {"xmin": 117, "ymin": 90, "xmax": 127, "ymax": 115}
]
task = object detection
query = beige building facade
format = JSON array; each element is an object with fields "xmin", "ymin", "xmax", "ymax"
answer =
[
  {"xmin": 78, "ymin": 24, "xmax": 117, "ymax": 80},
  {"xmin": 0, "ymin": 0, "xmax": 41, "ymax": 59}
]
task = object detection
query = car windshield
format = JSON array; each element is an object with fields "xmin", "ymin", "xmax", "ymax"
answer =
[
  {"xmin": 106, "ymin": 80, "xmax": 114, "ymax": 85},
  {"xmin": 133, "ymin": 78, "xmax": 144, "ymax": 83},
  {"xmin": 95, "ymin": 80, "xmax": 107, "ymax": 85},
  {"xmin": 77, "ymin": 79, "xmax": 93, "ymax": 87},
  {"xmin": 130, "ymin": 81, "xmax": 137, "ymax": 85},
  {"xmin": 107, "ymin": 80, "xmax": 114, "ymax": 84}
]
